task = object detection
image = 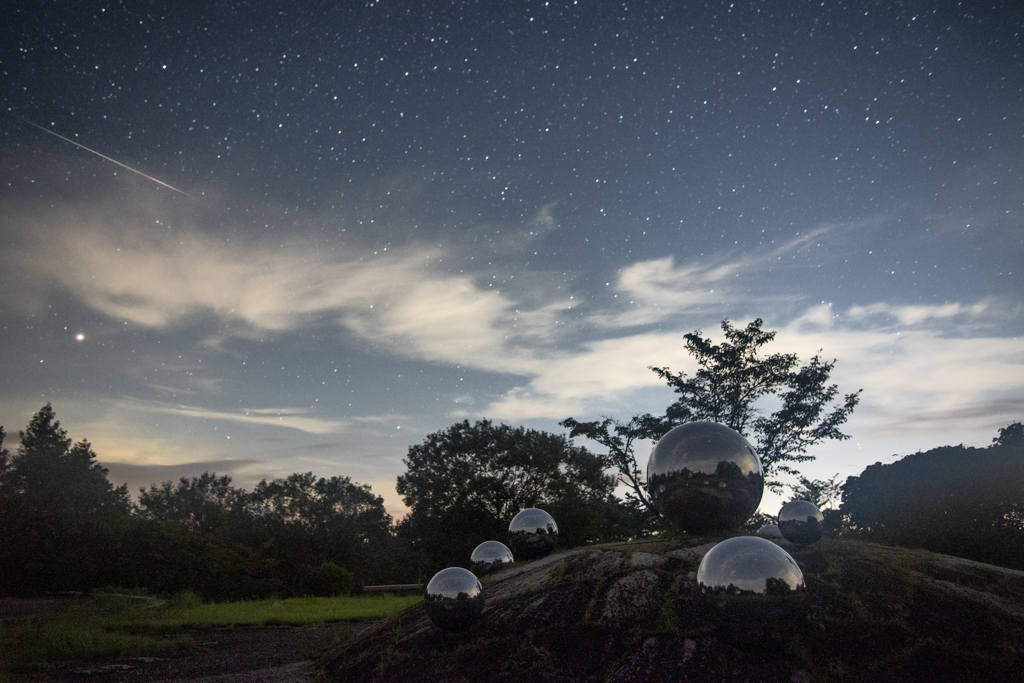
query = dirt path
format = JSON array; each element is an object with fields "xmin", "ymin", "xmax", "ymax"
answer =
[{"xmin": 33, "ymin": 623, "xmax": 362, "ymax": 683}]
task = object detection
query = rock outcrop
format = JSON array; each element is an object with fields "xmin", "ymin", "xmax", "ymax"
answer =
[{"xmin": 321, "ymin": 538, "xmax": 1024, "ymax": 682}]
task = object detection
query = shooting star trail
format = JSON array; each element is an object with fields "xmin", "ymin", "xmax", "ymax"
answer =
[{"xmin": 18, "ymin": 117, "xmax": 190, "ymax": 196}]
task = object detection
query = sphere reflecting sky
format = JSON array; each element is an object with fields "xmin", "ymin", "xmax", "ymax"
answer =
[
  {"xmin": 778, "ymin": 499, "xmax": 825, "ymax": 545},
  {"xmin": 647, "ymin": 422, "xmax": 764, "ymax": 533},
  {"xmin": 697, "ymin": 536, "xmax": 805, "ymax": 596},
  {"xmin": 508, "ymin": 507, "xmax": 558, "ymax": 560},
  {"xmin": 424, "ymin": 567, "xmax": 484, "ymax": 632},
  {"xmin": 470, "ymin": 540, "xmax": 514, "ymax": 574},
  {"xmin": 756, "ymin": 523, "xmax": 783, "ymax": 539}
]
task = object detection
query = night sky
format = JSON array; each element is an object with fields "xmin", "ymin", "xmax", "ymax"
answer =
[{"xmin": 2, "ymin": 1, "xmax": 1021, "ymax": 517}]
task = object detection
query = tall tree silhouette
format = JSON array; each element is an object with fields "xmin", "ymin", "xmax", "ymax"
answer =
[
  {"xmin": 0, "ymin": 404, "xmax": 131, "ymax": 593},
  {"xmin": 564, "ymin": 318, "xmax": 861, "ymax": 514}
]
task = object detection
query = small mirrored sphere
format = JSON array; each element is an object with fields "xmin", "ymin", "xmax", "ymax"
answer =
[
  {"xmin": 778, "ymin": 499, "xmax": 825, "ymax": 545},
  {"xmin": 647, "ymin": 422, "xmax": 765, "ymax": 533},
  {"xmin": 424, "ymin": 567, "xmax": 484, "ymax": 632},
  {"xmin": 508, "ymin": 508, "xmax": 558, "ymax": 560},
  {"xmin": 697, "ymin": 536, "xmax": 805, "ymax": 596},
  {"xmin": 756, "ymin": 523, "xmax": 783, "ymax": 539},
  {"xmin": 470, "ymin": 540, "xmax": 514, "ymax": 574}
]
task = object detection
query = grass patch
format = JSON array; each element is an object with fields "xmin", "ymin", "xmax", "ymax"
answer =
[
  {"xmin": 148, "ymin": 594, "xmax": 422, "ymax": 629},
  {"xmin": 0, "ymin": 593, "xmax": 421, "ymax": 676},
  {"xmin": 0, "ymin": 600, "xmax": 193, "ymax": 675}
]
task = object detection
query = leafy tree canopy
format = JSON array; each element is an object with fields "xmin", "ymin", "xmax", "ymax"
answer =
[
  {"xmin": 0, "ymin": 404, "xmax": 131, "ymax": 593},
  {"xmin": 252, "ymin": 471, "xmax": 392, "ymax": 538},
  {"xmin": 563, "ymin": 319, "xmax": 861, "ymax": 512},
  {"xmin": 5, "ymin": 403, "xmax": 130, "ymax": 518},
  {"xmin": 839, "ymin": 424, "xmax": 1024, "ymax": 569},
  {"xmin": 0, "ymin": 426, "xmax": 10, "ymax": 477},
  {"xmin": 397, "ymin": 419, "xmax": 613, "ymax": 521},
  {"xmin": 789, "ymin": 474, "xmax": 843, "ymax": 511},
  {"xmin": 396, "ymin": 419, "xmax": 616, "ymax": 567},
  {"xmin": 138, "ymin": 471, "xmax": 249, "ymax": 533}
]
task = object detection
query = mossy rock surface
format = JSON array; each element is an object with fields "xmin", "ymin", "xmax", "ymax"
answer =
[{"xmin": 319, "ymin": 538, "xmax": 1024, "ymax": 682}]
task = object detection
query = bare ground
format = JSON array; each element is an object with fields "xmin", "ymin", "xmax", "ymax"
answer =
[{"xmin": 6, "ymin": 620, "xmax": 366, "ymax": 683}]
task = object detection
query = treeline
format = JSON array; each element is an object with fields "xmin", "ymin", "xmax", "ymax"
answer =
[
  {"xmin": 392, "ymin": 419, "xmax": 643, "ymax": 570},
  {"xmin": 3, "ymin": 403, "xmax": 1023, "ymax": 600},
  {"xmin": 0, "ymin": 405, "xmax": 424, "ymax": 600},
  {"xmin": 837, "ymin": 422, "xmax": 1024, "ymax": 570}
]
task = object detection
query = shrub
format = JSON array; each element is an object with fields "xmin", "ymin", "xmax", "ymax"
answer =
[{"xmin": 301, "ymin": 562, "xmax": 353, "ymax": 597}]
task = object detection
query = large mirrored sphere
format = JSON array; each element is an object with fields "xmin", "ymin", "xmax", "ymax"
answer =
[
  {"xmin": 697, "ymin": 536, "xmax": 805, "ymax": 596},
  {"xmin": 756, "ymin": 523, "xmax": 783, "ymax": 539},
  {"xmin": 424, "ymin": 567, "xmax": 484, "ymax": 632},
  {"xmin": 647, "ymin": 422, "xmax": 765, "ymax": 533},
  {"xmin": 778, "ymin": 499, "xmax": 825, "ymax": 545},
  {"xmin": 508, "ymin": 507, "xmax": 558, "ymax": 560},
  {"xmin": 470, "ymin": 540, "xmax": 514, "ymax": 574}
]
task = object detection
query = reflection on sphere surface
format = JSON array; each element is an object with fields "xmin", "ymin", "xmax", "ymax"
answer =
[
  {"xmin": 697, "ymin": 536, "xmax": 804, "ymax": 596},
  {"xmin": 778, "ymin": 499, "xmax": 825, "ymax": 545},
  {"xmin": 508, "ymin": 508, "xmax": 558, "ymax": 560},
  {"xmin": 647, "ymin": 422, "xmax": 764, "ymax": 533},
  {"xmin": 756, "ymin": 523, "xmax": 783, "ymax": 539},
  {"xmin": 424, "ymin": 567, "xmax": 484, "ymax": 632},
  {"xmin": 470, "ymin": 540, "xmax": 514, "ymax": 574}
]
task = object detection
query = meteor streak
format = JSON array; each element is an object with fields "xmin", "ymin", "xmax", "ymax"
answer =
[{"xmin": 18, "ymin": 117, "xmax": 190, "ymax": 196}]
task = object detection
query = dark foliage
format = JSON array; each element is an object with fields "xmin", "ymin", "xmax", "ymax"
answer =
[
  {"xmin": 839, "ymin": 422, "xmax": 1024, "ymax": 569},
  {"xmin": 132, "ymin": 470, "xmax": 411, "ymax": 601},
  {"xmin": 0, "ymin": 405, "xmax": 132, "ymax": 594},
  {"xmin": 301, "ymin": 561, "xmax": 354, "ymax": 597},
  {"xmin": 0, "ymin": 405, "xmax": 421, "ymax": 600},
  {"xmin": 563, "ymin": 319, "xmax": 861, "ymax": 514},
  {"xmin": 395, "ymin": 419, "xmax": 633, "ymax": 571}
]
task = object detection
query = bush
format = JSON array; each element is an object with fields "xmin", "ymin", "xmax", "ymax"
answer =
[
  {"xmin": 169, "ymin": 589, "xmax": 203, "ymax": 610},
  {"xmin": 301, "ymin": 562, "xmax": 353, "ymax": 597}
]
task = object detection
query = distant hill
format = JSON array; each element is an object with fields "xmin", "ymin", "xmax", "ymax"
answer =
[
  {"xmin": 840, "ymin": 426, "xmax": 1024, "ymax": 570},
  {"xmin": 321, "ymin": 537, "xmax": 1024, "ymax": 682}
]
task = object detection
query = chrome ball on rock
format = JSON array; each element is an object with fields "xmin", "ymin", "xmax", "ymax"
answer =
[
  {"xmin": 423, "ymin": 567, "xmax": 484, "ymax": 632},
  {"xmin": 697, "ymin": 536, "xmax": 805, "ymax": 596},
  {"xmin": 755, "ymin": 523, "xmax": 783, "ymax": 539},
  {"xmin": 508, "ymin": 507, "xmax": 558, "ymax": 560},
  {"xmin": 778, "ymin": 499, "xmax": 825, "ymax": 545},
  {"xmin": 647, "ymin": 422, "xmax": 765, "ymax": 533},
  {"xmin": 470, "ymin": 540, "xmax": 514, "ymax": 574}
]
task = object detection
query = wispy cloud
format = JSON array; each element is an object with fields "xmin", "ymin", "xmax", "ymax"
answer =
[
  {"xmin": 595, "ymin": 227, "xmax": 835, "ymax": 328},
  {"xmin": 488, "ymin": 297, "xmax": 1023, "ymax": 440},
  {"xmin": 122, "ymin": 400, "xmax": 347, "ymax": 435},
  {"xmin": 5, "ymin": 201, "xmax": 1020, "ymax": 450},
  {"xmin": 1, "ymin": 207, "xmax": 559, "ymax": 376},
  {"xmin": 845, "ymin": 300, "xmax": 999, "ymax": 327}
]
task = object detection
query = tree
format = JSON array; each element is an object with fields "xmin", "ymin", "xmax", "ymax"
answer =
[
  {"xmin": 138, "ymin": 472, "xmax": 250, "ymax": 533},
  {"xmin": 839, "ymin": 425, "xmax": 1024, "ymax": 569},
  {"xmin": 0, "ymin": 404, "xmax": 132, "ymax": 594},
  {"xmin": 994, "ymin": 421, "xmax": 1024, "ymax": 447},
  {"xmin": 563, "ymin": 318, "xmax": 861, "ymax": 517},
  {"xmin": 0, "ymin": 426, "xmax": 9, "ymax": 475},
  {"xmin": 396, "ymin": 420, "xmax": 618, "ymax": 569},
  {"xmin": 789, "ymin": 474, "xmax": 843, "ymax": 510},
  {"xmin": 252, "ymin": 472, "xmax": 395, "ymax": 587},
  {"xmin": 559, "ymin": 414, "xmax": 664, "ymax": 525},
  {"xmin": 252, "ymin": 472, "xmax": 392, "ymax": 537}
]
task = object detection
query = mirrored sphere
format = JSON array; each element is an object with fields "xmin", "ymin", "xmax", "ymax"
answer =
[
  {"xmin": 647, "ymin": 422, "xmax": 765, "ymax": 533},
  {"xmin": 424, "ymin": 567, "xmax": 484, "ymax": 632},
  {"xmin": 756, "ymin": 523, "xmax": 783, "ymax": 539},
  {"xmin": 508, "ymin": 507, "xmax": 558, "ymax": 560},
  {"xmin": 778, "ymin": 499, "xmax": 825, "ymax": 545},
  {"xmin": 470, "ymin": 540, "xmax": 514, "ymax": 574},
  {"xmin": 697, "ymin": 536, "xmax": 805, "ymax": 596}
]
